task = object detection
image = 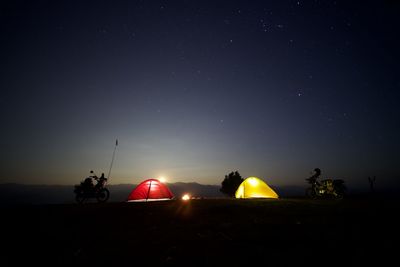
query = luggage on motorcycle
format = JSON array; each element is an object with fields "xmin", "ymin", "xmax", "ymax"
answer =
[
  {"xmin": 321, "ymin": 179, "xmax": 334, "ymax": 191},
  {"xmin": 84, "ymin": 177, "xmax": 93, "ymax": 186},
  {"xmin": 321, "ymin": 179, "xmax": 332, "ymax": 185}
]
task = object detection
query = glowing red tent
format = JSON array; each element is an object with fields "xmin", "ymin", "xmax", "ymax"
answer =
[{"xmin": 127, "ymin": 179, "xmax": 174, "ymax": 202}]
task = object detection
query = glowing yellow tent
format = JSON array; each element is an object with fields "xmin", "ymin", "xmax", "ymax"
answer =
[{"xmin": 235, "ymin": 177, "xmax": 279, "ymax": 199}]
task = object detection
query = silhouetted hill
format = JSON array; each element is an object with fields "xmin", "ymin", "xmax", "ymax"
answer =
[
  {"xmin": 168, "ymin": 182, "xmax": 223, "ymax": 198},
  {"xmin": 0, "ymin": 183, "xmax": 74, "ymax": 205},
  {"xmin": 0, "ymin": 183, "xmax": 306, "ymax": 205}
]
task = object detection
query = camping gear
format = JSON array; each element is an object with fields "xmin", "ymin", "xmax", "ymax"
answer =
[
  {"xmin": 235, "ymin": 177, "xmax": 279, "ymax": 199},
  {"xmin": 127, "ymin": 179, "xmax": 174, "ymax": 202}
]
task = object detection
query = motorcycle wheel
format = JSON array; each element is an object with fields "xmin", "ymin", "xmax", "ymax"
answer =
[
  {"xmin": 75, "ymin": 194, "xmax": 85, "ymax": 204},
  {"xmin": 97, "ymin": 188, "xmax": 110, "ymax": 203}
]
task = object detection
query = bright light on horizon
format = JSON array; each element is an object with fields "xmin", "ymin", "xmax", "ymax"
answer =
[
  {"xmin": 159, "ymin": 176, "xmax": 166, "ymax": 183},
  {"xmin": 182, "ymin": 194, "xmax": 190, "ymax": 201}
]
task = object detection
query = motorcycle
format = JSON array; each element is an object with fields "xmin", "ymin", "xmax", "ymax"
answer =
[
  {"xmin": 305, "ymin": 168, "xmax": 346, "ymax": 199},
  {"xmin": 74, "ymin": 170, "xmax": 110, "ymax": 203}
]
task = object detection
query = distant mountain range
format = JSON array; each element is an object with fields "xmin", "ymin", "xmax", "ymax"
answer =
[{"xmin": 0, "ymin": 183, "xmax": 306, "ymax": 205}]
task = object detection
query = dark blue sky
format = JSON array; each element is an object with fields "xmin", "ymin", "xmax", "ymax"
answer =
[{"xmin": 1, "ymin": 0, "xmax": 399, "ymax": 189}]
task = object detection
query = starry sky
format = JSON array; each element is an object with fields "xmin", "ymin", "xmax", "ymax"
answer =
[{"xmin": 1, "ymin": 0, "xmax": 399, "ymax": 189}]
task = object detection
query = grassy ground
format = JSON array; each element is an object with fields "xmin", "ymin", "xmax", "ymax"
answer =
[{"xmin": 3, "ymin": 198, "xmax": 398, "ymax": 266}]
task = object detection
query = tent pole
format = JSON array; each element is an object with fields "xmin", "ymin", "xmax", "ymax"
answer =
[{"xmin": 146, "ymin": 180, "xmax": 152, "ymax": 202}]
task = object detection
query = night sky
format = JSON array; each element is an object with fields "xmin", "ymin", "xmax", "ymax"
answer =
[{"xmin": 1, "ymin": 1, "xmax": 399, "ymax": 189}]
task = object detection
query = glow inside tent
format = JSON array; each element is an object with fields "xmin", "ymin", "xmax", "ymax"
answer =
[
  {"xmin": 235, "ymin": 177, "xmax": 279, "ymax": 199},
  {"xmin": 127, "ymin": 179, "xmax": 174, "ymax": 202}
]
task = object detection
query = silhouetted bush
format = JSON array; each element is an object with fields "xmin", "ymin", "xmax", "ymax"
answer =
[{"xmin": 220, "ymin": 171, "xmax": 244, "ymax": 197}]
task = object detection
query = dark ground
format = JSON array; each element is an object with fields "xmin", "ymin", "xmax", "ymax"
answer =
[{"xmin": 3, "ymin": 198, "xmax": 399, "ymax": 266}]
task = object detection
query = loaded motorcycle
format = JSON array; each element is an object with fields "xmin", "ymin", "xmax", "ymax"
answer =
[
  {"xmin": 74, "ymin": 140, "xmax": 118, "ymax": 204},
  {"xmin": 305, "ymin": 168, "xmax": 346, "ymax": 199},
  {"xmin": 74, "ymin": 170, "xmax": 110, "ymax": 203}
]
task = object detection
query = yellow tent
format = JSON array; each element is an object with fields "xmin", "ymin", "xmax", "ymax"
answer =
[{"xmin": 235, "ymin": 177, "xmax": 279, "ymax": 199}]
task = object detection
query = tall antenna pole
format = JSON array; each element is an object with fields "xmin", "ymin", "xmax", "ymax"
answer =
[{"xmin": 107, "ymin": 139, "xmax": 118, "ymax": 180}]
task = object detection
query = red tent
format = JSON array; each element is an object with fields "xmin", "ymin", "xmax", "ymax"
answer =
[{"xmin": 127, "ymin": 179, "xmax": 174, "ymax": 201}]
